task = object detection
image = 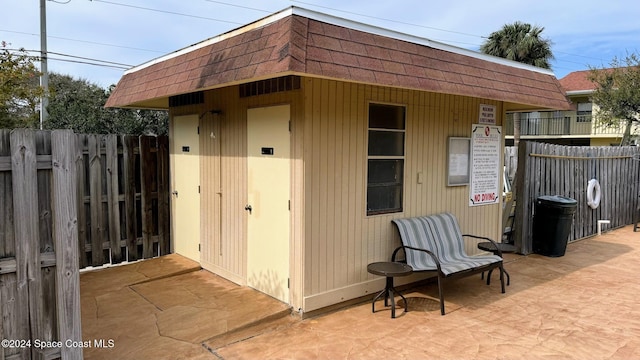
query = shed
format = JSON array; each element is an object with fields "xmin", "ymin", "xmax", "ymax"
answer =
[{"xmin": 106, "ymin": 6, "xmax": 571, "ymax": 314}]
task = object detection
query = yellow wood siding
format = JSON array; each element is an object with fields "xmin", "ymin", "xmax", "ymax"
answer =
[
  {"xmin": 170, "ymin": 86, "xmax": 306, "ymax": 310},
  {"xmin": 302, "ymin": 78, "xmax": 503, "ymax": 309},
  {"xmin": 170, "ymin": 77, "xmax": 504, "ymax": 313}
]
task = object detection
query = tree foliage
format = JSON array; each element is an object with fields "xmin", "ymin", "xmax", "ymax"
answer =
[
  {"xmin": 588, "ymin": 53, "xmax": 640, "ymax": 146},
  {"xmin": 0, "ymin": 44, "xmax": 44, "ymax": 128},
  {"xmin": 45, "ymin": 74, "xmax": 168, "ymax": 135},
  {"xmin": 480, "ymin": 21, "xmax": 554, "ymax": 69},
  {"xmin": 1, "ymin": 42, "xmax": 167, "ymax": 135}
]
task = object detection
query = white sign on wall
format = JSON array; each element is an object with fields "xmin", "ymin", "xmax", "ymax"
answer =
[
  {"xmin": 469, "ymin": 124, "xmax": 502, "ymax": 206},
  {"xmin": 479, "ymin": 104, "xmax": 496, "ymax": 125}
]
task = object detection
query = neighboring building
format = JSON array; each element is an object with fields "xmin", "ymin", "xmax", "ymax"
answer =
[
  {"xmin": 506, "ymin": 69, "xmax": 635, "ymax": 146},
  {"xmin": 106, "ymin": 7, "xmax": 570, "ymax": 314}
]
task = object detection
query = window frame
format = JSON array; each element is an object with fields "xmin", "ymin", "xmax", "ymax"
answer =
[
  {"xmin": 576, "ymin": 102, "xmax": 593, "ymax": 123},
  {"xmin": 366, "ymin": 102, "xmax": 406, "ymax": 216}
]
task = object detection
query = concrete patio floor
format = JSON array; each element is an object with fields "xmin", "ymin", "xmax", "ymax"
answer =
[{"xmin": 82, "ymin": 225, "xmax": 640, "ymax": 359}]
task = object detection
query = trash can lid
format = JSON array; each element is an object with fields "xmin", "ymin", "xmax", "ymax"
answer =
[{"xmin": 537, "ymin": 195, "xmax": 578, "ymax": 207}]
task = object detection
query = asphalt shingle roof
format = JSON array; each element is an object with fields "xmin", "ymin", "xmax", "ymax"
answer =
[{"xmin": 106, "ymin": 8, "xmax": 571, "ymax": 110}]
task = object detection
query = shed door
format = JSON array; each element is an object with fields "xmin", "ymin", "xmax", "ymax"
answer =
[
  {"xmin": 247, "ymin": 105, "xmax": 290, "ymax": 303},
  {"xmin": 171, "ymin": 114, "xmax": 200, "ymax": 262}
]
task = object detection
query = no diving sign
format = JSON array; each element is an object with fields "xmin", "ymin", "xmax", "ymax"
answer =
[{"xmin": 469, "ymin": 124, "xmax": 501, "ymax": 206}]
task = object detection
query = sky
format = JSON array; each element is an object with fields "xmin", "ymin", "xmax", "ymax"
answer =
[{"xmin": 2, "ymin": 0, "xmax": 640, "ymax": 89}]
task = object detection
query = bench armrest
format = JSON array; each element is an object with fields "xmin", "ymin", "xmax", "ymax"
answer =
[
  {"xmin": 391, "ymin": 245, "xmax": 442, "ymax": 273},
  {"xmin": 462, "ymin": 234, "xmax": 503, "ymax": 257}
]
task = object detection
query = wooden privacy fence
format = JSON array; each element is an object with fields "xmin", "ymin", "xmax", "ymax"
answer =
[
  {"xmin": 513, "ymin": 141, "xmax": 640, "ymax": 254},
  {"xmin": 76, "ymin": 133, "xmax": 170, "ymax": 268},
  {"xmin": 0, "ymin": 130, "xmax": 82, "ymax": 360},
  {"xmin": 504, "ymin": 146, "xmax": 517, "ymax": 183}
]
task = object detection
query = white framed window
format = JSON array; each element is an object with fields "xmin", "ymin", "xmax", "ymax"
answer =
[
  {"xmin": 366, "ymin": 103, "xmax": 405, "ymax": 216},
  {"xmin": 577, "ymin": 102, "xmax": 593, "ymax": 123}
]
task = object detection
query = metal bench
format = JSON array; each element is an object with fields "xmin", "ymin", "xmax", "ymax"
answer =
[{"xmin": 392, "ymin": 212, "xmax": 506, "ymax": 315}]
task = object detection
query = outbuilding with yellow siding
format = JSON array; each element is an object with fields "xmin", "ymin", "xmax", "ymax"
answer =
[{"xmin": 106, "ymin": 6, "xmax": 571, "ymax": 314}]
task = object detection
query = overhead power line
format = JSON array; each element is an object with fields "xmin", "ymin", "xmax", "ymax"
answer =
[
  {"xmin": 290, "ymin": 0, "xmax": 484, "ymax": 39},
  {"xmin": 47, "ymin": 56, "xmax": 129, "ymax": 69},
  {"xmin": 5, "ymin": 48, "xmax": 132, "ymax": 70},
  {"xmin": 0, "ymin": 29, "xmax": 164, "ymax": 54},
  {"xmin": 5, "ymin": 0, "xmax": 609, "ymax": 75},
  {"xmin": 204, "ymin": 0, "xmax": 271, "ymax": 14},
  {"xmin": 89, "ymin": 0, "xmax": 244, "ymax": 25}
]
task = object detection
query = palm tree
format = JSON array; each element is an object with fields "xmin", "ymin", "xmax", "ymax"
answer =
[
  {"xmin": 480, "ymin": 22, "xmax": 554, "ymax": 69},
  {"xmin": 481, "ymin": 22, "xmax": 554, "ymax": 148}
]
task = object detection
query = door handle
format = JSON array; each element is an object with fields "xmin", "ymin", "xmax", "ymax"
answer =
[{"xmin": 244, "ymin": 205, "xmax": 252, "ymax": 214}]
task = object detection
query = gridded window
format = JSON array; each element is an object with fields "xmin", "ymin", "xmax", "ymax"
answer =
[
  {"xmin": 577, "ymin": 102, "xmax": 593, "ymax": 123},
  {"xmin": 367, "ymin": 103, "xmax": 405, "ymax": 215}
]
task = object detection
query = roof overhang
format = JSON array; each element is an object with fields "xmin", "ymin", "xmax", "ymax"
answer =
[{"xmin": 106, "ymin": 6, "xmax": 572, "ymax": 112}]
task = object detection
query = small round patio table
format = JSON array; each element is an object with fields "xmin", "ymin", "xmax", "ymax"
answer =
[
  {"xmin": 367, "ymin": 262, "xmax": 413, "ymax": 318},
  {"xmin": 477, "ymin": 242, "xmax": 516, "ymax": 286}
]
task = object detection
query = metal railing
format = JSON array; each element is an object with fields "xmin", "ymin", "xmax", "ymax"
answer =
[{"xmin": 505, "ymin": 113, "xmax": 625, "ymax": 136}]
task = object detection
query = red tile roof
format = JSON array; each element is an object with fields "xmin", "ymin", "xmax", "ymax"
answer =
[
  {"xmin": 106, "ymin": 7, "xmax": 571, "ymax": 110},
  {"xmin": 559, "ymin": 70, "xmax": 598, "ymax": 92}
]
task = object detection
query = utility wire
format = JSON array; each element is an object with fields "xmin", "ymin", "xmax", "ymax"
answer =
[
  {"xmin": 47, "ymin": 56, "xmax": 130, "ymax": 69},
  {"xmin": 89, "ymin": 0, "xmax": 243, "ymax": 25},
  {"xmin": 5, "ymin": 48, "xmax": 131, "ymax": 70},
  {"xmin": 202, "ymin": 0, "xmax": 483, "ymax": 46},
  {"xmin": 554, "ymin": 50, "xmax": 604, "ymax": 61},
  {"xmin": 5, "ymin": 48, "xmax": 133, "ymax": 67},
  {"xmin": 289, "ymin": 0, "xmax": 612, "ymax": 63},
  {"xmin": 48, "ymin": 50, "xmax": 132, "ymax": 67},
  {"xmin": 5, "ymin": 0, "xmax": 610, "ymax": 73},
  {"xmin": 0, "ymin": 29, "xmax": 164, "ymax": 54},
  {"xmin": 290, "ymin": 0, "xmax": 484, "ymax": 38},
  {"xmin": 204, "ymin": 0, "xmax": 271, "ymax": 14}
]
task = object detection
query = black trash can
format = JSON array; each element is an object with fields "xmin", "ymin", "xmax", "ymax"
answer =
[{"xmin": 532, "ymin": 195, "xmax": 577, "ymax": 257}]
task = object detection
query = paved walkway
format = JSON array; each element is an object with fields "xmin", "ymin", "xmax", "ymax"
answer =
[
  {"xmin": 82, "ymin": 225, "xmax": 640, "ymax": 359},
  {"xmin": 80, "ymin": 254, "xmax": 292, "ymax": 359}
]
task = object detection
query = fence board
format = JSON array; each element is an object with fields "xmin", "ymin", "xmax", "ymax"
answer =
[
  {"xmin": 106, "ymin": 135, "xmax": 123, "ymax": 263},
  {"xmin": 157, "ymin": 136, "xmax": 170, "ymax": 256},
  {"xmin": 76, "ymin": 135, "xmax": 88, "ymax": 269},
  {"xmin": 88, "ymin": 135, "xmax": 105, "ymax": 266},
  {"xmin": 122, "ymin": 135, "xmax": 138, "ymax": 262},
  {"xmin": 1, "ymin": 130, "xmax": 169, "ymax": 359},
  {"xmin": 11, "ymin": 130, "xmax": 44, "ymax": 360},
  {"xmin": 0, "ymin": 130, "xmax": 13, "ymax": 258},
  {"xmin": 512, "ymin": 141, "xmax": 640, "ymax": 254},
  {"xmin": 51, "ymin": 130, "xmax": 83, "ymax": 360},
  {"xmin": 35, "ymin": 131, "xmax": 59, "ymax": 352},
  {"xmin": 0, "ymin": 130, "xmax": 8, "ymax": 360},
  {"xmin": 73, "ymin": 134, "xmax": 169, "ymax": 265},
  {"xmin": 139, "ymin": 136, "xmax": 154, "ymax": 259}
]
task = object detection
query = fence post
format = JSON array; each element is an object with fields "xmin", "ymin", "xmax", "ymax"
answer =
[
  {"xmin": 139, "ymin": 136, "xmax": 154, "ymax": 258},
  {"xmin": 0, "ymin": 130, "xmax": 9, "ymax": 360},
  {"xmin": 122, "ymin": 135, "xmax": 138, "ymax": 261},
  {"xmin": 514, "ymin": 140, "xmax": 531, "ymax": 254},
  {"xmin": 106, "ymin": 135, "xmax": 123, "ymax": 263},
  {"xmin": 76, "ymin": 134, "xmax": 88, "ymax": 268},
  {"xmin": 87, "ymin": 135, "xmax": 104, "ymax": 265},
  {"xmin": 10, "ymin": 129, "xmax": 41, "ymax": 359},
  {"xmin": 157, "ymin": 136, "xmax": 170, "ymax": 255},
  {"xmin": 51, "ymin": 130, "xmax": 83, "ymax": 360}
]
